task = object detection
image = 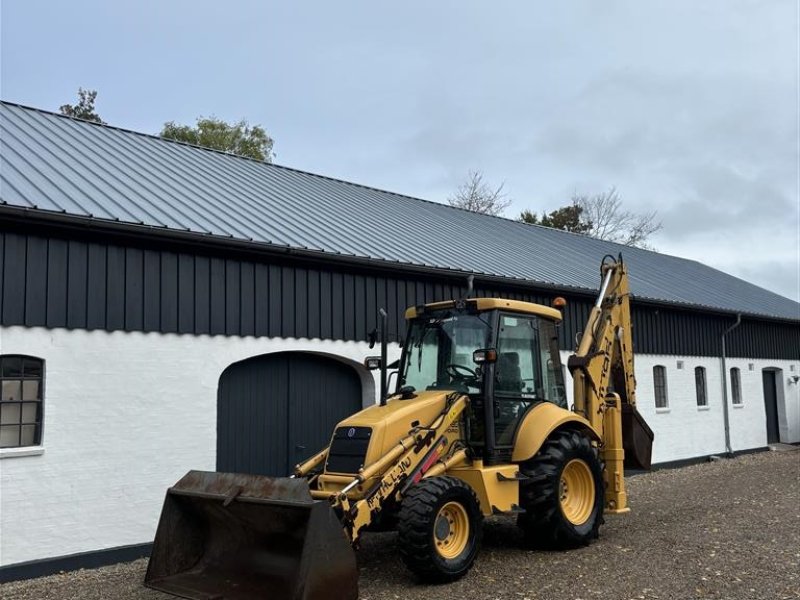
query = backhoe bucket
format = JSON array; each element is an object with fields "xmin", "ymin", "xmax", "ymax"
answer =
[
  {"xmin": 622, "ymin": 403, "xmax": 654, "ymax": 470},
  {"xmin": 144, "ymin": 470, "xmax": 358, "ymax": 600}
]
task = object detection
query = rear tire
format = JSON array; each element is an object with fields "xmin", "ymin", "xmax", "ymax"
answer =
[
  {"xmin": 518, "ymin": 429, "xmax": 604, "ymax": 549},
  {"xmin": 397, "ymin": 476, "xmax": 483, "ymax": 583}
]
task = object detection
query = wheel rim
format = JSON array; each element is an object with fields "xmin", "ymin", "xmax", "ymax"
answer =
[
  {"xmin": 433, "ymin": 501, "xmax": 470, "ymax": 559},
  {"xmin": 559, "ymin": 459, "xmax": 595, "ymax": 525}
]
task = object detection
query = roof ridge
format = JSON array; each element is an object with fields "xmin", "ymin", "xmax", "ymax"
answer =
[
  {"xmin": 0, "ymin": 100, "xmax": 690, "ymax": 263},
  {"xmin": 0, "ymin": 101, "xmax": 558, "ymax": 223},
  {"xmin": 0, "ymin": 101, "xmax": 530, "ymax": 221},
  {"xmin": 1, "ymin": 100, "xmax": 797, "ymax": 318},
  {"xmin": 0, "ymin": 99, "xmax": 286, "ymax": 167}
]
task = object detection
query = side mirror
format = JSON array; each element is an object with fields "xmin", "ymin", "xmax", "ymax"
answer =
[
  {"xmin": 367, "ymin": 328, "xmax": 378, "ymax": 349},
  {"xmin": 364, "ymin": 356, "xmax": 382, "ymax": 370},
  {"xmin": 473, "ymin": 348, "xmax": 497, "ymax": 364}
]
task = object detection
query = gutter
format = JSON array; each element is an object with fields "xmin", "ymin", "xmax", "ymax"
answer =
[{"xmin": 720, "ymin": 314, "xmax": 742, "ymax": 456}]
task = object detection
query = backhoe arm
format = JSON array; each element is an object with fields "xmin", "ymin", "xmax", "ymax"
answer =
[
  {"xmin": 567, "ymin": 254, "xmax": 650, "ymax": 513},
  {"xmin": 568, "ymin": 254, "xmax": 637, "ymax": 432}
]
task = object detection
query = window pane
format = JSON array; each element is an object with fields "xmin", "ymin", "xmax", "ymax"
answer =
[
  {"xmin": 404, "ymin": 330, "xmax": 440, "ymax": 389},
  {"xmin": 695, "ymin": 367, "xmax": 707, "ymax": 406},
  {"xmin": 0, "ymin": 403, "xmax": 21, "ymax": 425},
  {"xmin": 495, "ymin": 315, "xmax": 541, "ymax": 446},
  {"xmin": 1, "ymin": 357, "xmax": 23, "ymax": 378},
  {"xmin": 653, "ymin": 366, "xmax": 667, "ymax": 408},
  {"xmin": 0, "ymin": 424, "xmax": 20, "ymax": 448},
  {"xmin": 22, "ymin": 358, "xmax": 43, "ymax": 378},
  {"xmin": 21, "ymin": 402, "xmax": 38, "ymax": 423},
  {"xmin": 540, "ymin": 319, "xmax": 566, "ymax": 407},
  {"xmin": 20, "ymin": 424, "xmax": 37, "ymax": 446},
  {"xmin": 731, "ymin": 368, "xmax": 742, "ymax": 404},
  {"xmin": 1, "ymin": 381, "xmax": 22, "ymax": 402},
  {"xmin": 22, "ymin": 380, "xmax": 40, "ymax": 400},
  {"xmin": 496, "ymin": 316, "xmax": 539, "ymax": 395}
]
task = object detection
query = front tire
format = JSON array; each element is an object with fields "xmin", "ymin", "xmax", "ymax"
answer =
[
  {"xmin": 518, "ymin": 429, "xmax": 604, "ymax": 549},
  {"xmin": 397, "ymin": 476, "xmax": 483, "ymax": 583}
]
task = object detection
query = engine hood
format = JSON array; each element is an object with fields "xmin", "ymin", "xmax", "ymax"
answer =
[{"xmin": 330, "ymin": 389, "xmax": 456, "ymax": 471}]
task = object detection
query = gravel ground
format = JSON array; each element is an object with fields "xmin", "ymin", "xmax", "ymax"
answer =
[{"xmin": 3, "ymin": 450, "xmax": 799, "ymax": 600}]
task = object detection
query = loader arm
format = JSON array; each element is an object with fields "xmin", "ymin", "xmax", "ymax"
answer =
[
  {"xmin": 305, "ymin": 392, "xmax": 470, "ymax": 544},
  {"xmin": 567, "ymin": 254, "xmax": 653, "ymax": 512}
]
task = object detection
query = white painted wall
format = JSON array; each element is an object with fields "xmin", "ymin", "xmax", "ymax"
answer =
[
  {"xmin": 0, "ymin": 326, "xmax": 400, "ymax": 567},
  {"xmin": 0, "ymin": 325, "xmax": 796, "ymax": 568},
  {"xmin": 561, "ymin": 351, "xmax": 800, "ymax": 463}
]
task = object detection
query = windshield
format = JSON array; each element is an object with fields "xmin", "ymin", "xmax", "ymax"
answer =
[{"xmin": 400, "ymin": 311, "xmax": 490, "ymax": 394}]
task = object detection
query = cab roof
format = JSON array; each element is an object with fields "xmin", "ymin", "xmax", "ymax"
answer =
[{"xmin": 404, "ymin": 298, "xmax": 562, "ymax": 322}]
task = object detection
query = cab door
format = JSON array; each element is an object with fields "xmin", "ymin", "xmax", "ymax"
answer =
[{"xmin": 493, "ymin": 313, "xmax": 543, "ymax": 446}]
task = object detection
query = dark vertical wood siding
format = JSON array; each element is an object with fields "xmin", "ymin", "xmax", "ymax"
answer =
[{"xmin": 0, "ymin": 230, "xmax": 797, "ymax": 359}]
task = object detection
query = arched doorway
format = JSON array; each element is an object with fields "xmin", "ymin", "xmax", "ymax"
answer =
[{"xmin": 217, "ymin": 352, "xmax": 363, "ymax": 476}]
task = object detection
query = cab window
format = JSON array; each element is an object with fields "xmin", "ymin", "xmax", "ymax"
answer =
[
  {"xmin": 540, "ymin": 319, "xmax": 567, "ymax": 408},
  {"xmin": 494, "ymin": 314, "xmax": 541, "ymax": 446},
  {"xmin": 495, "ymin": 315, "xmax": 541, "ymax": 397},
  {"xmin": 401, "ymin": 312, "xmax": 490, "ymax": 394}
]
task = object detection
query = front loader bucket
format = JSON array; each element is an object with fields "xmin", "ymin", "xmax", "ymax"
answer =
[
  {"xmin": 144, "ymin": 470, "xmax": 358, "ymax": 600},
  {"xmin": 622, "ymin": 403, "xmax": 654, "ymax": 470}
]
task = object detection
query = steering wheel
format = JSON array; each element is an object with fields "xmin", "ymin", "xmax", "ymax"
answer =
[{"xmin": 446, "ymin": 364, "xmax": 478, "ymax": 380}]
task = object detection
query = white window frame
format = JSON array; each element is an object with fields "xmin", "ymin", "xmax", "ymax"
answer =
[
  {"xmin": 730, "ymin": 367, "xmax": 743, "ymax": 406},
  {"xmin": 653, "ymin": 365, "xmax": 668, "ymax": 410},
  {"xmin": 0, "ymin": 355, "xmax": 45, "ymax": 453},
  {"xmin": 695, "ymin": 366, "xmax": 708, "ymax": 408}
]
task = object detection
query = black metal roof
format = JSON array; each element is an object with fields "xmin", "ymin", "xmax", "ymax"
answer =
[{"xmin": 1, "ymin": 101, "xmax": 797, "ymax": 321}]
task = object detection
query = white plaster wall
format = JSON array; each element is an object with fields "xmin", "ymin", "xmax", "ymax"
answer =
[
  {"xmin": 560, "ymin": 352, "xmax": 800, "ymax": 463},
  {"xmin": 785, "ymin": 367, "xmax": 800, "ymax": 441},
  {"xmin": 0, "ymin": 326, "xmax": 400, "ymax": 567},
  {"xmin": 726, "ymin": 359, "xmax": 800, "ymax": 449}
]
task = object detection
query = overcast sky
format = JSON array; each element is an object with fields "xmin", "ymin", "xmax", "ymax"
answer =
[{"xmin": 2, "ymin": 1, "xmax": 798, "ymax": 301}]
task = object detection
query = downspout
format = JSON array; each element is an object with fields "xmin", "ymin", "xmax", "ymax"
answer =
[{"xmin": 720, "ymin": 314, "xmax": 742, "ymax": 456}]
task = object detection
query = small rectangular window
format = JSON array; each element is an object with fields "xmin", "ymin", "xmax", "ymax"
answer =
[
  {"xmin": 695, "ymin": 367, "xmax": 707, "ymax": 407},
  {"xmin": 730, "ymin": 368, "xmax": 742, "ymax": 405},
  {"xmin": 0, "ymin": 355, "xmax": 44, "ymax": 448},
  {"xmin": 653, "ymin": 366, "xmax": 668, "ymax": 408}
]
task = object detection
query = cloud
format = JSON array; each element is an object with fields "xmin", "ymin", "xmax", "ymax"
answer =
[{"xmin": 2, "ymin": 0, "xmax": 797, "ymax": 299}]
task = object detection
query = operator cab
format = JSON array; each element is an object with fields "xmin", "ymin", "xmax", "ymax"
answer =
[{"xmin": 397, "ymin": 298, "xmax": 567, "ymax": 461}]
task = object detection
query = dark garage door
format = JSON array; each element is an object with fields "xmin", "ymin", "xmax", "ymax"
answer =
[{"xmin": 217, "ymin": 352, "xmax": 363, "ymax": 476}]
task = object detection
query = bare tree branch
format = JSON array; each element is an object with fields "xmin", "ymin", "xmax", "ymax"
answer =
[
  {"xmin": 573, "ymin": 187, "xmax": 662, "ymax": 249},
  {"xmin": 448, "ymin": 170, "xmax": 511, "ymax": 216}
]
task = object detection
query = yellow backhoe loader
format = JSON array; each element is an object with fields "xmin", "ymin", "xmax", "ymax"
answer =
[{"xmin": 145, "ymin": 254, "xmax": 653, "ymax": 600}]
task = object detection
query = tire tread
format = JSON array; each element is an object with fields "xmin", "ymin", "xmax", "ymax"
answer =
[
  {"xmin": 518, "ymin": 429, "xmax": 604, "ymax": 549},
  {"xmin": 397, "ymin": 476, "xmax": 482, "ymax": 583}
]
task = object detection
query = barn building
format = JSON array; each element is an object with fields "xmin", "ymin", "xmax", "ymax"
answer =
[{"xmin": 1, "ymin": 101, "xmax": 798, "ymax": 579}]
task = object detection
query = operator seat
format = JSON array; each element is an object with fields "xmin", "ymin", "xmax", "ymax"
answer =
[{"xmin": 496, "ymin": 352, "xmax": 523, "ymax": 392}]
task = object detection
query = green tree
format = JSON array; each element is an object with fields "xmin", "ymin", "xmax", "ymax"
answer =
[
  {"xmin": 59, "ymin": 88, "xmax": 105, "ymax": 123},
  {"xmin": 160, "ymin": 117, "xmax": 274, "ymax": 162},
  {"xmin": 519, "ymin": 204, "xmax": 592, "ymax": 234}
]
